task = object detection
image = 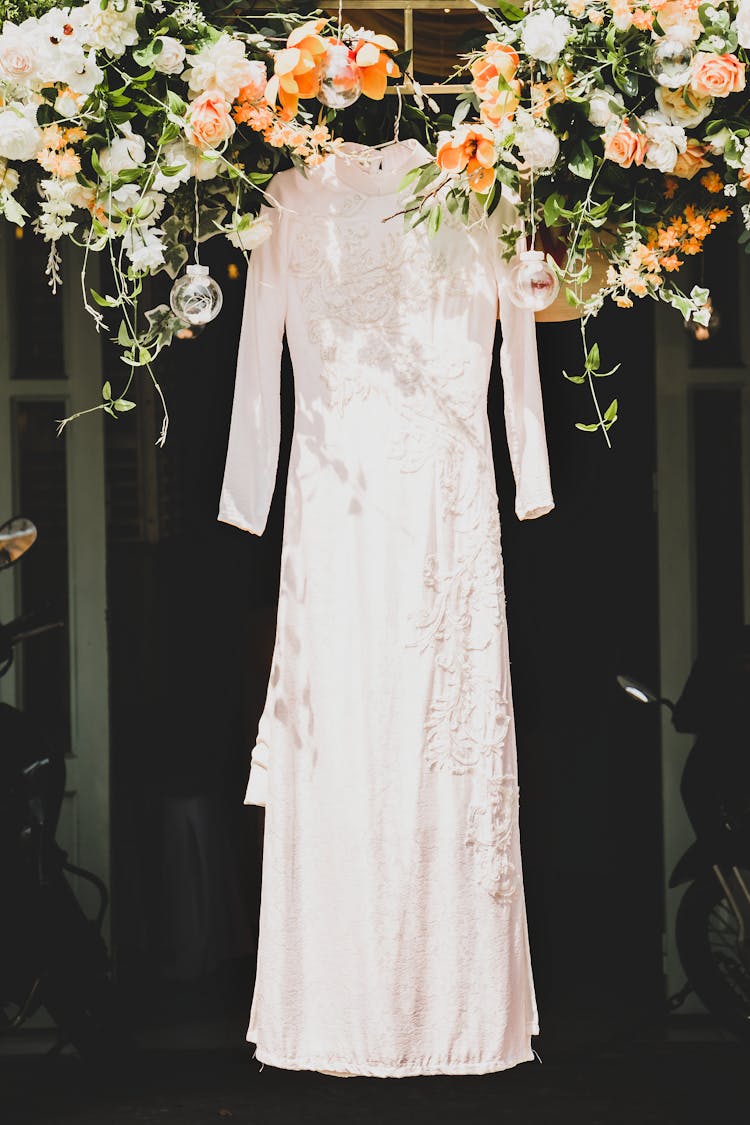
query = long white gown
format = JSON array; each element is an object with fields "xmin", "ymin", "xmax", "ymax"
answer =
[{"xmin": 218, "ymin": 137, "xmax": 555, "ymax": 1078}]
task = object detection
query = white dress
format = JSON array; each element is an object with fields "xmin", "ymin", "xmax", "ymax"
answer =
[{"xmin": 218, "ymin": 138, "xmax": 555, "ymax": 1078}]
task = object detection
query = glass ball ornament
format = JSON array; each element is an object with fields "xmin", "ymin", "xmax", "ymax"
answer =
[
  {"xmin": 169, "ymin": 264, "xmax": 223, "ymax": 326},
  {"xmin": 316, "ymin": 42, "xmax": 363, "ymax": 110},
  {"xmin": 646, "ymin": 36, "xmax": 696, "ymax": 88},
  {"xmin": 508, "ymin": 250, "xmax": 560, "ymax": 312}
]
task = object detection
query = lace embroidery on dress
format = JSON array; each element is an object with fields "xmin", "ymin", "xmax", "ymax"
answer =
[
  {"xmin": 289, "ymin": 206, "xmax": 521, "ymax": 900},
  {"xmin": 466, "ymin": 776, "xmax": 520, "ymax": 900},
  {"xmin": 288, "ymin": 221, "xmax": 474, "ymax": 414}
]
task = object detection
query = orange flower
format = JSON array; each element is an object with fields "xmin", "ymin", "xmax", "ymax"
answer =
[
  {"xmin": 37, "ymin": 147, "xmax": 81, "ymax": 177},
  {"xmin": 708, "ymin": 206, "xmax": 732, "ymax": 223},
  {"xmin": 234, "ymin": 102, "xmax": 274, "ymax": 129},
  {"xmin": 266, "ymin": 19, "xmax": 327, "ymax": 117},
  {"xmin": 664, "ymin": 175, "xmax": 678, "ymax": 199},
  {"xmin": 659, "ymin": 254, "xmax": 683, "ymax": 272},
  {"xmin": 352, "ymin": 34, "xmax": 401, "ymax": 100},
  {"xmin": 471, "ymin": 41, "xmax": 519, "ymax": 102},
  {"xmin": 700, "ymin": 170, "xmax": 723, "ymax": 193},
  {"xmin": 436, "ymin": 123, "xmax": 496, "ymax": 193},
  {"xmin": 671, "ymin": 141, "xmax": 712, "ymax": 180}
]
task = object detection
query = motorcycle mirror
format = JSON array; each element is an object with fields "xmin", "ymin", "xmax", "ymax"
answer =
[
  {"xmin": 0, "ymin": 517, "xmax": 37, "ymax": 571},
  {"xmin": 616, "ymin": 674, "xmax": 661, "ymax": 705}
]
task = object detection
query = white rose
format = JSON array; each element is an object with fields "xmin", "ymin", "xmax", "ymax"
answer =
[
  {"xmin": 736, "ymin": 0, "xmax": 750, "ymax": 48},
  {"xmin": 516, "ymin": 124, "xmax": 560, "ymax": 170},
  {"xmin": 587, "ymin": 85, "xmax": 623, "ymax": 127},
  {"xmin": 655, "ymin": 84, "xmax": 713, "ymax": 127},
  {"xmin": 521, "ymin": 10, "xmax": 572, "ymax": 65},
  {"xmin": 642, "ymin": 109, "xmax": 687, "ymax": 173},
  {"xmin": 0, "ymin": 23, "xmax": 39, "ymax": 82},
  {"xmin": 226, "ymin": 213, "xmax": 273, "ymax": 251},
  {"xmin": 182, "ymin": 34, "xmax": 258, "ymax": 101},
  {"xmin": 153, "ymin": 141, "xmax": 192, "ymax": 193},
  {"xmin": 707, "ymin": 125, "xmax": 732, "ymax": 154},
  {"xmin": 0, "ymin": 105, "xmax": 41, "ymax": 161},
  {"xmin": 99, "ymin": 123, "xmax": 146, "ymax": 175},
  {"xmin": 153, "ymin": 36, "xmax": 186, "ymax": 75},
  {"xmin": 122, "ymin": 225, "xmax": 166, "ymax": 272}
]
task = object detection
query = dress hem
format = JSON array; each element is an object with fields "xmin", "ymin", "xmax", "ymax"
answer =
[{"xmin": 247, "ymin": 1028, "xmax": 540, "ymax": 1078}]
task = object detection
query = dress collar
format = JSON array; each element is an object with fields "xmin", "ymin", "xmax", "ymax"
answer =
[{"xmin": 333, "ymin": 138, "xmax": 432, "ymax": 196}]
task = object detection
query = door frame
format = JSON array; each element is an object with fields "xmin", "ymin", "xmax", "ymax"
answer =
[{"xmin": 0, "ymin": 226, "xmax": 111, "ymax": 938}]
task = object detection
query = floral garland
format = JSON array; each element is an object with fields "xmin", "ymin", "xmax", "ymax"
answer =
[
  {"xmin": 1, "ymin": 1, "xmax": 749, "ymax": 442},
  {"xmin": 405, "ymin": 0, "xmax": 750, "ymax": 438}
]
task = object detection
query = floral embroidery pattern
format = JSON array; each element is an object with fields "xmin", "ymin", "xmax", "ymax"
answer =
[
  {"xmin": 289, "ymin": 201, "xmax": 519, "ymax": 899},
  {"xmin": 466, "ymin": 776, "xmax": 520, "ymax": 901}
]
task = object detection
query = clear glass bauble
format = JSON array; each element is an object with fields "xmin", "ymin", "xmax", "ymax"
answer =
[
  {"xmin": 508, "ymin": 250, "xmax": 560, "ymax": 312},
  {"xmin": 316, "ymin": 43, "xmax": 363, "ymax": 110},
  {"xmin": 169, "ymin": 264, "xmax": 223, "ymax": 326},
  {"xmin": 646, "ymin": 36, "xmax": 696, "ymax": 88}
]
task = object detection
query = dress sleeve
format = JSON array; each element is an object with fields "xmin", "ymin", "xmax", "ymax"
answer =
[
  {"xmin": 218, "ymin": 197, "xmax": 288, "ymax": 536},
  {"xmin": 491, "ymin": 194, "xmax": 555, "ymax": 522}
]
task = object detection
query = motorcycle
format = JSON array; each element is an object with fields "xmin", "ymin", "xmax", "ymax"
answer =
[
  {"xmin": 618, "ymin": 635, "xmax": 750, "ymax": 1042},
  {"xmin": 0, "ymin": 515, "xmax": 130, "ymax": 1058}
]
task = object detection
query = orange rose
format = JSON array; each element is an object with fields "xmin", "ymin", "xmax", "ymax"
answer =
[
  {"xmin": 186, "ymin": 90, "xmax": 236, "ymax": 149},
  {"xmin": 671, "ymin": 140, "xmax": 712, "ymax": 179},
  {"xmin": 353, "ymin": 34, "xmax": 401, "ymax": 100},
  {"xmin": 690, "ymin": 52, "xmax": 746, "ymax": 99},
  {"xmin": 436, "ymin": 123, "xmax": 496, "ymax": 193},
  {"xmin": 603, "ymin": 119, "xmax": 648, "ymax": 168},
  {"xmin": 471, "ymin": 41, "xmax": 520, "ymax": 102}
]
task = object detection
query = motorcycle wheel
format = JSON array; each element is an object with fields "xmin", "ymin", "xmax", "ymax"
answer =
[{"xmin": 676, "ymin": 870, "xmax": 750, "ymax": 1042}]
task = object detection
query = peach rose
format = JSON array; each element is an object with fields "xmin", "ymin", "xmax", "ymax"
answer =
[
  {"xmin": 186, "ymin": 90, "xmax": 236, "ymax": 149},
  {"xmin": 671, "ymin": 140, "xmax": 712, "ymax": 179},
  {"xmin": 603, "ymin": 119, "xmax": 648, "ymax": 168},
  {"xmin": 690, "ymin": 53, "xmax": 746, "ymax": 99},
  {"xmin": 657, "ymin": 0, "xmax": 702, "ymax": 41}
]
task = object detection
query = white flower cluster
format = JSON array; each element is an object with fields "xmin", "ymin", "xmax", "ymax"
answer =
[
  {"xmin": 641, "ymin": 110, "xmax": 688, "ymax": 173},
  {"xmin": 520, "ymin": 9, "xmax": 572, "ymax": 65},
  {"xmin": 513, "ymin": 109, "xmax": 559, "ymax": 171}
]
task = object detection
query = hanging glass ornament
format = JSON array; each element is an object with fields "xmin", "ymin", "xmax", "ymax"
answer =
[
  {"xmin": 316, "ymin": 42, "xmax": 363, "ymax": 110},
  {"xmin": 169, "ymin": 264, "xmax": 223, "ymax": 326},
  {"xmin": 646, "ymin": 36, "xmax": 696, "ymax": 88},
  {"xmin": 508, "ymin": 250, "xmax": 560, "ymax": 312}
]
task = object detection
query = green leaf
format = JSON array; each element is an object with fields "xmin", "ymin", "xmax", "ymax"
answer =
[
  {"xmin": 117, "ymin": 320, "xmax": 132, "ymax": 347},
  {"xmin": 113, "ymin": 398, "xmax": 136, "ymax": 412},
  {"xmin": 102, "ymin": 381, "xmax": 112, "ymax": 401},
  {"xmin": 585, "ymin": 342, "xmax": 600, "ymax": 371},
  {"xmin": 575, "ymin": 422, "xmax": 601, "ymax": 431},
  {"xmin": 568, "ymin": 140, "xmax": 594, "ymax": 180},
  {"xmin": 603, "ymin": 398, "xmax": 619, "ymax": 423},
  {"xmin": 543, "ymin": 192, "xmax": 565, "ymax": 228},
  {"xmin": 563, "ymin": 371, "xmax": 586, "ymax": 384},
  {"xmin": 90, "ymin": 289, "xmax": 119, "ymax": 308}
]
